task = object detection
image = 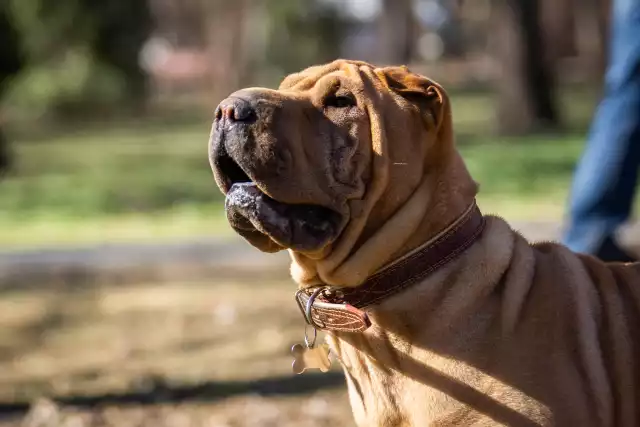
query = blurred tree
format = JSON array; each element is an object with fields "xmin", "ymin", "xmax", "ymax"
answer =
[
  {"xmin": 544, "ymin": 0, "xmax": 609, "ymax": 82},
  {"xmin": 3, "ymin": 0, "xmax": 151, "ymax": 121},
  {"xmin": 0, "ymin": 2, "xmax": 23, "ymax": 173},
  {"xmin": 491, "ymin": 0, "xmax": 560, "ymax": 135},
  {"xmin": 148, "ymin": 0, "xmax": 205, "ymax": 48},
  {"xmin": 264, "ymin": 0, "xmax": 346, "ymax": 79},
  {"xmin": 204, "ymin": 0, "xmax": 251, "ymax": 104},
  {"xmin": 540, "ymin": 0, "xmax": 576, "ymax": 64},
  {"xmin": 147, "ymin": 0, "xmax": 345, "ymax": 106},
  {"xmin": 594, "ymin": 0, "xmax": 611, "ymax": 78},
  {"xmin": 83, "ymin": 0, "xmax": 153, "ymax": 108},
  {"xmin": 378, "ymin": 0, "xmax": 416, "ymax": 64}
]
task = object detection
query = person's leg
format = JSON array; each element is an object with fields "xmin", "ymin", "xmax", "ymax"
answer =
[{"xmin": 562, "ymin": 0, "xmax": 640, "ymax": 261}]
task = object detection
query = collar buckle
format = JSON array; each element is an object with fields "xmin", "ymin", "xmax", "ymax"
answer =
[
  {"xmin": 295, "ymin": 287, "xmax": 328, "ymax": 329},
  {"xmin": 295, "ymin": 287, "xmax": 371, "ymax": 333}
]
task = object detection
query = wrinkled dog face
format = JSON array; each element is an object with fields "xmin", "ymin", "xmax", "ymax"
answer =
[{"xmin": 209, "ymin": 63, "xmax": 374, "ymax": 253}]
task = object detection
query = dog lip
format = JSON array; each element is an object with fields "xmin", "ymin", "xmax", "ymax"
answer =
[
  {"xmin": 213, "ymin": 142, "xmax": 253, "ymax": 194},
  {"xmin": 225, "ymin": 182, "xmax": 344, "ymax": 252},
  {"xmin": 213, "ymin": 142, "xmax": 281, "ymax": 204}
]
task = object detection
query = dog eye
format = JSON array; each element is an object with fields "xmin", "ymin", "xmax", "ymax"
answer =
[{"xmin": 325, "ymin": 94, "xmax": 356, "ymax": 108}]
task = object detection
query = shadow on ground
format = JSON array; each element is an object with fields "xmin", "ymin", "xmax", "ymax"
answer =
[{"xmin": 0, "ymin": 372, "xmax": 345, "ymax": 417}]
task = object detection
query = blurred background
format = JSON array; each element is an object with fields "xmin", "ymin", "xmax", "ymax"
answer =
[{"xmin": 0, "ymin": 0, "xmax": 632, "ymax": 426}]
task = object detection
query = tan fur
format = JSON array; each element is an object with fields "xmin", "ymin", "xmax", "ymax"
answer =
[
  {"xmin": 213, "ymin": 60, "xmax": 640, "ymax": 426},
  {"xmin": 331, "ymin": 217, "xmax": 640, "ymax": 426},
  {"xmin": 281, "ymin": 61, "xmax": 478, "ymax": 287}
]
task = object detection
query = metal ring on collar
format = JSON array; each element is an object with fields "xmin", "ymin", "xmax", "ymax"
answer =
[{"xmin": 305, "ymin": 287, "xmax": 325, "ymax": 326}]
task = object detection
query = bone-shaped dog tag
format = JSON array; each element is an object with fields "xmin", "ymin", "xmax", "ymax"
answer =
[{"xmin": 291, "ymin": 343, "xmax": 331, "ymax": 374}]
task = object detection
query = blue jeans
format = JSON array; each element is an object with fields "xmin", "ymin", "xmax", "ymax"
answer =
[{"xmin": 562, "ymin": 0, "xmax": 640, "ymax": 254}]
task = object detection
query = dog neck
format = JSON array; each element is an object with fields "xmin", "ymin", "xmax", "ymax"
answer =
[
  {"xmin": 289, "ymin": 150, "xmax": 478, "ymax": 288},
  {"xmin": 294, "ymin": 200, "xmax": 484, "ymax": 333}
]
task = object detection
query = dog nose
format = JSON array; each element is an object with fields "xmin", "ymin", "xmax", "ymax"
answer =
[{"xmin": 214, "ymin": 97, "xmax": 256, "ymax": 125}]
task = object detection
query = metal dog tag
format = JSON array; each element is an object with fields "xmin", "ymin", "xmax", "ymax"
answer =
[
  {"xmin": 291, "ymin": 325, "xmax": 331, "ymax": 374},
  {"xmin": 291, "ymin": 342, "xmax": 331, "ymax": 374}
]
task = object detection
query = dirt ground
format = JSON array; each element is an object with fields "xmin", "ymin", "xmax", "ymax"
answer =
[
  {"xmin": 1, "ymin": 391, "xmax": 353, "ymax": 427},
  {"xmin": 0, "ymin": 279, "xmax": 354, "ymax": 426}
]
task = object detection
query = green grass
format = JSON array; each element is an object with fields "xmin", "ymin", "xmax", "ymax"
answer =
[
  {"xmin": 0, "ymin": 121, "xmax": 237, "ymax": 248},
  {"xmin": 0, "ymin": 207, "xmax": 234, "ymax": 249},
  {"xmin": 462, "ymin": 134, "xmax": 584, "ymax": 220},
  {"xmin": 0, "ymin": 88, "xmax": 602, "ymax": 248},
  {"xmin": 1, "ymin": 122, "xmax": 219, "ymax": 215}
]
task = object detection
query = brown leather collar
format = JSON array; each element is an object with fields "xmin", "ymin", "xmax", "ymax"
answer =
[{"xmin": 295, "ymin": 201, "xmax": 485, "ymax": 333}]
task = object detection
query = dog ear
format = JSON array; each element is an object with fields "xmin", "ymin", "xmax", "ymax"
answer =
[{"xmin": 378, "ymin": 66, "xmax": 448, "ymax": 131}]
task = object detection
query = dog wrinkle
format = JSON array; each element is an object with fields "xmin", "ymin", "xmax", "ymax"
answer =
[{"xmin": 579, "ymin": 254, "xmax": 638, "ymax": 425}]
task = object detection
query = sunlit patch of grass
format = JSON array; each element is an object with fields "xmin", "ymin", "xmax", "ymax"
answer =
[
  {"xmin": 459, "ymin": 133, "xmax": 584, "ymax": 221},
  {"xmin": 0, "ymin": 206, "xmax": 233, "ymax": 249}
]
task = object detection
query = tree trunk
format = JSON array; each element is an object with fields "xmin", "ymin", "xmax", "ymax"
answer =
[
  {"xmin": 147, "ymin": 0, "xmax": 206, "ymax": 48},
  {"xmin": 0, "ymin": 4, "xmax": 22, "ymax": 175},
  {"xmin": 204, "ymin": 0, "xmax": 251, "ymax": 107},
  {"xmin": 595, "ymin": 0, "xmax": 611, "ymax": 80},
  {"xmin": 377, "ymin": 0, "xmax": 416, "ymax": 65},
  {"xmin": 492, "ymin": 0, "xmax": 560, "ymax": 135},
  {"xmin": 540, "ymin": 0, "xmax": 577, "ymax": 64}
]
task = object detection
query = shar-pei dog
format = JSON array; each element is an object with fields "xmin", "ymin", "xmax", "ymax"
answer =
[{"xmin": 208, "ymin": 59, "xmax": 640, "ymax": 427}]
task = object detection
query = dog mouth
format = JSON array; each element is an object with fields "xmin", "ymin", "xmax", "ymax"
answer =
[{"xmin": 213, "ymin": 143, "xmax": 343, "ymax": 253}]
